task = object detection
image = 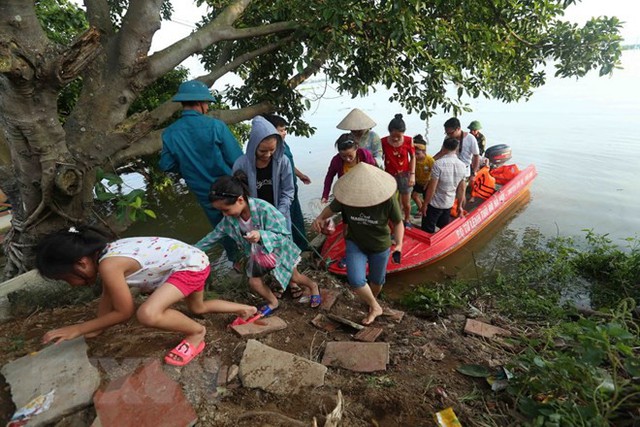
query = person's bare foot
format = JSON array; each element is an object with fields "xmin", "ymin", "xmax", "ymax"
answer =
[
  {"xmin": 362, "ymin": 303, "xmax": 383, "ymax": 325},
  {"xmin": 238, "ymin": 306, "xmax": 258, "ymax": 319}
]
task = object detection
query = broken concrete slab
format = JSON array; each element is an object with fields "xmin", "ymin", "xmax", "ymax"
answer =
[
  {"xmin": 311, "ymin": 313, "xmax": 340, "ymax": 332},
  {"xmin": 464, "ymin": 319, "xmax": 511, "ymax": 339},
  {"xmin": 1, "ymin": 337, "xmax": 101, "ymax": 427},
  {"xmin": 239, "ymin": 339, "xmax": 327, "ymax": 395},
  {"xmin": 93, "ymin": 360, "xmax": 197, "ymax": 427},
  {"xmin": 319, "ymin": 288, "xmax": 340, "ymax": 311},
  {"xmin": 230, "ymin": 316, "xmax": 287, "ymax": 338},
  {"xmin": 354, "ymin": 327, "xmax": 383, "ymax": 342},
  {"xmin": 322, "ymin": 342, "xmax": 389, "ymax": 372}
]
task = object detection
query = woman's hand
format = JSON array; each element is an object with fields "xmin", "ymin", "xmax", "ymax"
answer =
[
  {"xmin": 243, "ymin": 230, "xmax": 261, "ymax": 244},
  {"xmin": 299, "ymin": 174, "xmax": 311, "ymax": 185},
  {"xmin": 321, "ymin": 197, "xmax": 328, "ymax": 204},
  {"xmin": 312, "ymin": 217, "xmax": 326, "ymax": 234},
  {"xmin": 408, "ymin": 174, "xmax": 415, "ymax": 186},
  {"xmin": 43, "ymin": 324, "xmax": 83, "ymax": 344}
]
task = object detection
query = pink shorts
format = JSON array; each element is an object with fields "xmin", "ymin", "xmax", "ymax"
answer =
[{"xmin": 166, "ymin": 265, "xmax": 211, "ymax": 296}]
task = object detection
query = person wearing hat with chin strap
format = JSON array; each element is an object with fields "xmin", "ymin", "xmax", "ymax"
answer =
[
  {"xmin": 467, "ymin": 120, "xmax": 486, "ymax": 156},
  {"xmin": 312, "ymin": 163, "xmax": 404, "ymax": 325},
  {"xmin": 160, "ymin": 80, "xmax": 243, "ymax": 271},
  {"xmin": 337, "ymin": 108, "xmax": 384, "ymax": 168}
]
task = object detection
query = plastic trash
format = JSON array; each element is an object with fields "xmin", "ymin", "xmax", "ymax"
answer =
[{"xmin": 433, "ymin": 407, "xmax": 462, "ymax": 427}]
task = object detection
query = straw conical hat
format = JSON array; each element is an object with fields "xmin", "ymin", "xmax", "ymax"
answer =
[
  {"xmin": 336, "ymin": 108, "xmax": 376, "ymax": 131},
  {"xmin": 333, "ymin": 163, "xmax": 397, "ymax": 207}
]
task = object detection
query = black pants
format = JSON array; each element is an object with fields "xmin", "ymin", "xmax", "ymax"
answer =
[{"xmin": 421, "ymin": 204, "xmax": 451, "ymax": 233}]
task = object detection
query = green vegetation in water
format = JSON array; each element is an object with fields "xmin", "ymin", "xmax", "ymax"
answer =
[{"xmin": 402, "ymin": 230, "xmax": 640, "ymax": 425}]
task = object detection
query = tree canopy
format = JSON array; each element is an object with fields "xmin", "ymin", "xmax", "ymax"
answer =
[{"xmin": 0, "ymin": 0, "xmax": 623, "ymax": 276}]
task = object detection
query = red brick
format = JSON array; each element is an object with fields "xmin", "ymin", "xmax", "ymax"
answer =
[
  {"xmin": 94, "ymin": 360, "xmax": 197, "ymax": 427},
  {"xmin": 354, "ymin": 327, "xmax": 383, "ymax": 342},
  {"xmin": 319, "ymin": 288, "xmax": 340, "ymax": 311},
  {"xmin": 230, "ymin": 316, "xmax": 287, "ymax": 338},
  {"xmin": 322, "ymin": 342, "xmax": 389, "ymax": 372},
  {"xmin": 464, "ymin": 318, "xmax": 511, "ymax": 339}
]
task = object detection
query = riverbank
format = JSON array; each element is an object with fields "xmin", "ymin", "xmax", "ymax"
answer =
[{"xmin": 0, "ymin": 232, "xmax": 638, "ymax": 425}]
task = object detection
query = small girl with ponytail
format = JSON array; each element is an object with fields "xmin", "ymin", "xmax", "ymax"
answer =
[
  {"xmin": 195, "ymin": 171, "xmax": 321, "ymax": 314},
  {"xmin": 35, "ymin": 226, "xmax": 256, "ymax": 366}
]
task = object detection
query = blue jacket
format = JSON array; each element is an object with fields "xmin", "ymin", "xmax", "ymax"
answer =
[
  {"xmin": 159, "ymin": 110, "xmax": 242, "ymax": 206},
  {"xmin": 233, "ymin": 116, "xmax": 294, "ymax": 229}
]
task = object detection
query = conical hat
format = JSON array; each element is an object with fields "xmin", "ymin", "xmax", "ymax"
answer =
[
  {"xmin": 333, "ymin": 163, "xmax": 397, "ymax": 207},
  {"xmin": 336, "ymin": 108, "xmax": 376, "ymax": 131}
]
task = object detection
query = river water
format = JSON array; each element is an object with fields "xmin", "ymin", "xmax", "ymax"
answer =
[{"xmin": 125, "ymin": 50, "xmax": 640, "ymax": 284}]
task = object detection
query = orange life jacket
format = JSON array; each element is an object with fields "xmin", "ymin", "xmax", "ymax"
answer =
[
  {"xmin": 490, "ymin": 164, "xmax": 520, "ymax": 185},
  {"xmin": 450, "ymin": 198, "xmax": 468, "ymax": 218},
  {"xmin": 471, "ymin": 166, "xmax": 496, "ymax": 199}
]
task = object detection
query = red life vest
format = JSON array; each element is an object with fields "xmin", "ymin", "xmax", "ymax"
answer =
[
  {"xmin": 471, "ymin": 166, "xmax": 496, "ymax": 199},
  {"xmin": 490, "ymin": 164, "xmax": 520, "ymax": 185}
]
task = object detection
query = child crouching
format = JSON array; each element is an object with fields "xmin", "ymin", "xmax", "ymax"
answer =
[{"xmin": 35, "ymin": 227, "xmax": 256, "ymax": 366}]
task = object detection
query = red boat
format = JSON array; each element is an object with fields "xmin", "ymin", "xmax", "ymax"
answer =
[{"xmin": 321, "ymin": 164, "xmax": 537, "ymax": 276}]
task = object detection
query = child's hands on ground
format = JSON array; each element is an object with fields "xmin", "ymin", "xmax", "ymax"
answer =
[
  {"xmin": 42, "ymin": 325, "xmax": 83, "ymax": 344},
  {"xmin": 243, "ymin": 230, "xmax": 261, "ymax": 243},
  {"xmin": 238, "ymin": 306, "xmax": 258, "ymax": 319}
]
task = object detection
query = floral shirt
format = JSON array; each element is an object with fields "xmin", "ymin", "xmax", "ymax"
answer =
[
  {"xmin": 99, "ymin": 237, "xmax": 209, "ymax": 289},
  {"xmin": 195, "ymin": 198, "xmax": 300, "ymax": 288}
]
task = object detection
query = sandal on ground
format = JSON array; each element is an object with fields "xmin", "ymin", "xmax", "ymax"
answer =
[
  {"xmin": 290, "ymin": 284, "xmax": 304, "ymax": 299},
  {"xmin": 164, "ymin": 339, "xmax": 205, "ymax": 367},
  {"xmin": 258, "ymin": 304, "xmax": 279, "ymax": 317},
  {"xmin": 337, "ymin": 257, "xmax": 347, "ymax": 269},
  {"xmin": 272, "ymin": 287, "xmax": 285, "ymax": 299},
  {"xmin": 309, "ymin": 294, "xmax": 322, "ymax": 308}
]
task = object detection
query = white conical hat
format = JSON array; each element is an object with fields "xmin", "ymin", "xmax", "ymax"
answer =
[
  {"xmin": 333, "ymin": 163, "xmax": 397, "ymax": 207},
  {"xmin": 336, "ymin": 108, "xmax": 376, "ymax": 131}
]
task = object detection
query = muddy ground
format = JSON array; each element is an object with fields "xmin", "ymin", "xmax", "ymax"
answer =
[{"xmin": 0, "ymin": 266, "xmax": 521, "ymax": 426}]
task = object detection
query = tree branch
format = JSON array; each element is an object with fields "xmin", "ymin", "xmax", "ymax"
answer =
[
  {"xmin": 287, "ymin": 54, "xmax": 326, "ymax": 89},
  {"xmin": 202, "ymin": 36, "xmax": 294, "ymax": 85},
  {"xmin": 84, "ymin": 0, "xmax": 113, "ymax": 35},
  {"xmin": 146, "ymin": 0, "xmax": 296, "ymax": 81},
  {"xmin": 117, "ymin": 0, "xmax": 163, "ymax": 74},
  {"xmin": 110, "ymin": 101, "xmax": 272, "ymax": 166},
  {"xmin": 50, "ymin": 27, "xmax": 102, "ymax": 87}
]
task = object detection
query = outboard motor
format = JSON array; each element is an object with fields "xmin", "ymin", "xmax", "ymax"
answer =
[{"xmin": 484, "ymin": 144, "xmax": 512, "ymax": 168}]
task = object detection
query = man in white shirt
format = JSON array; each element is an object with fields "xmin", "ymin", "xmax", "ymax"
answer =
[
  {"xmin": 435, "ymin": 117, "xmax": 480, "ymax": 182},
  {"xmin": 420, "ymin": 138, "xmax": 467, "ymax": 233}
]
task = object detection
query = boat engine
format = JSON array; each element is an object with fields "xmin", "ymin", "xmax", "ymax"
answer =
[{"xmin": 484, "ymin": 144, "xmax": 512, "ymax": 168}]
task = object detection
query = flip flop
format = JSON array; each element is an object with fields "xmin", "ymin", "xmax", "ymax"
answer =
[
  {"xmin": 309, "ymin": 294, "xmax": 322, "ymax": 308},
  {"xmin": 290, "ymin": 285, "xmax": 304, "ymax": 299},
  {"xmin": 257, "ymin": 304, "xmax": 279, "ymax": 317},
  {"xmin": 164, "ymin": 339, "xmax": 205, "ymax": 367}
]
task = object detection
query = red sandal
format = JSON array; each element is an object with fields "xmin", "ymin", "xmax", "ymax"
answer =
[{"xmin": 164, "ymin": 339, "xmax": 205, "ymax": 367}]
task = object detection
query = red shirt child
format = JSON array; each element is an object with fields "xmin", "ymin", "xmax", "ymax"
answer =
[{"xmin": 382, "ymin": 135, "xmax": 415, "ymax": 175}]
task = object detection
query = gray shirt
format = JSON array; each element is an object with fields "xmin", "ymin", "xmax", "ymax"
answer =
[{"xmin": 430, "ymin": 154, "xmax": 467, "ymax": 209}]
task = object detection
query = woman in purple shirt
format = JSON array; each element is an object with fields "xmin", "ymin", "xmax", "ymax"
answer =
[{"xmin": 321, "ymin": 134, "xmax": 377, "ymax": 203}]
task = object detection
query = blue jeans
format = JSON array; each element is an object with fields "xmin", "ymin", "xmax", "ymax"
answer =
[{"xmin": 345, "ymin": 240, "xmax": 390, "ymax": 288}]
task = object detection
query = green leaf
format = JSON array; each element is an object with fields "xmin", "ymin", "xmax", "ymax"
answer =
[
  {"xmin": 456, "ymin": 364, "xmax": 491, "ymax": 377},
  {"xmin": 144, "ymin": 209, "xmax": 157, "ymax": 219},
  {"xmin": 624, "ymin": 357, "xmax": 640, "ymax": 377}
]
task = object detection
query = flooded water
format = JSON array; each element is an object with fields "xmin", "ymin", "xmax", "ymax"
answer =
[{"xmin": 124, "ymin": 50, "xmax": 640, "ymax": 287}]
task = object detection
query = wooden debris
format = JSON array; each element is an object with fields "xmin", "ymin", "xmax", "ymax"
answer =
[
  {"xmin": 325, "ymin": 314, "xmax": 365, "ymax": 330},
  {"xmin": 464, "ymin": 318, "xmax": 511, "ymax": 339}
]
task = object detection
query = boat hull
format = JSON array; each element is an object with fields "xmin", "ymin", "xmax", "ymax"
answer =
[{"xmin": 321, "ymin": 164, "xmax": 537, "ymax": 276}]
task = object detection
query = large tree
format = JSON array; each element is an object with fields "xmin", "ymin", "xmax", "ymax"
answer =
[{"xmin": 0, "ymin": 0, "xmax": 622, "ymax": 276}]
